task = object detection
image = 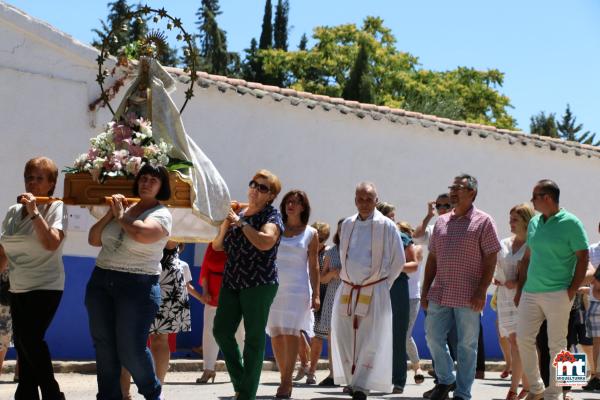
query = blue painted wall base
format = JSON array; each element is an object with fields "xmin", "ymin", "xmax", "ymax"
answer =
[{"xmin": 5, "ymin": 252, "xmax": 503, "ymax": 362}]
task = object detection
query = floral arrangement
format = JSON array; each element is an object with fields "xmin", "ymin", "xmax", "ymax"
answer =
[{"xmin": 65, "ymin": 112, "xmax": 191, "ymax": 182}]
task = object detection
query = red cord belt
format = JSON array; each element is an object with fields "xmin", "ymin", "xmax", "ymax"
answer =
[{"xmin": 341, "ymin": 277, "xmax": 387, "ymax": 374}]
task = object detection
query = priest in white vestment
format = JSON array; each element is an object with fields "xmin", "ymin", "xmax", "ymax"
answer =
[{"xmin": 331, "ymin": 182, "xmax": 405, "ymax": 399}]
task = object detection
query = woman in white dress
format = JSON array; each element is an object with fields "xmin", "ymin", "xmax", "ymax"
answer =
[
  {"xmin": 267, "ymin": 190, "xmax": 320, "ymax": 398},
  {"xmin": 494, "ymin": 203, "xmax": 534, "ymax": 400}
]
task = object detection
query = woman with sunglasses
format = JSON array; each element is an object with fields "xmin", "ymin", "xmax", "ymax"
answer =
[{"xmin": 212, "ymin": 169, "xmax": 283, "ymax": 400}]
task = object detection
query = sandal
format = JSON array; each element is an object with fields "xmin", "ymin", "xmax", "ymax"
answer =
[
  {"xmin": 293, "ymin": 365, "xmax": 308, "ymax": 381},
  {"xmin": 306, "ymin": 373, "xmax": 316, "ymax": 385},
  {"xmin": 505, "ymin": 390, "xmax": 518, "ymax": 400},
  {"xmin": 517, "ymin": 388, "xmax": 529, "ymax": 399},
  {"xmin": 414, "ymin": 370, "xmax": 425, "ymax": 384},
  {"xmin": 500, "ymin": 369, "xmax": 511, "ymax": 379},
  {"xmin": 275, "ymin": 382, "xmax": 293, "ymax": 399}
]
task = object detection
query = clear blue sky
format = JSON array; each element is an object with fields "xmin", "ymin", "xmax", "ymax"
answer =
[{"xmin": 6, "ymin": 0, "xmax": 600, "ymax": 134}]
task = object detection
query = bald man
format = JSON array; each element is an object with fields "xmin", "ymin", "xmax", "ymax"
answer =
[{"xmin": 330, "ymin": 182, "xmax": 406, "ymax": 400}]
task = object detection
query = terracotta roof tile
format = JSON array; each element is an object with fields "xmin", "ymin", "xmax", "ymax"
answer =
[
  {"xmin": 90, "ymin": 66, "xmax": 600, "ymax": 159},
  {"xmin": 280, "ymin": 88, "xmax": 298, "ymax": 96}
]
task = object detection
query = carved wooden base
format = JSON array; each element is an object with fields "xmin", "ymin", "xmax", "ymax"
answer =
[{"xmin": 63, "ymin": 172, "xmax": 191, "ymax": 207}]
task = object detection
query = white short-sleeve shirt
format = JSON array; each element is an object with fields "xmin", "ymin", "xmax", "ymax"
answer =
[
  {"xmin": 96, "ymin": 205, "xmax": 172, "ymax": 275},
  {"xmin": 1, "ymin": 201, "xmax": 67, "ymax": 292}
]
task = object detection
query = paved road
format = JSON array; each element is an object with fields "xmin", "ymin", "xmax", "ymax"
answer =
[{"xmin": 2, "ymin": 370, "xmax": 600, "ymax": 399}]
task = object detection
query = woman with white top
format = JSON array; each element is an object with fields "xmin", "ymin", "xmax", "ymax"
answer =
[
  {"xmin": 86, "ymin": 163, "xmax": 172, "ymax": 400},
  {"xmin": 494, "ymin": 203, "xmax": 533, "ymax": 400},
  {"xmin": 0, "ymin": 156, "xmax": 67, "ymax": 400},
  {"xmin": 267, "ymin": 190, "xmax": 320, "ymax": 399}
]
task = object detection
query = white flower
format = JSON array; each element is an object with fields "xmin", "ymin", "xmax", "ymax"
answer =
[
  {"xmin": 157, "ymin": 154, "xmax": 169, "ymax": 165},
  {"xmin": 140, "ymin": 124, "xmax": 152, "ymax": 137},
  {"xmin": 157, "ymin": 140, "xmax": 172, "ymax": 154},
  {"xmin": 125, "ymin": 156, "xmax": 142, "ymax": 175},
  {"xmin": 93, "ymin": 157, "xmax": 106, "ymax": 170}
]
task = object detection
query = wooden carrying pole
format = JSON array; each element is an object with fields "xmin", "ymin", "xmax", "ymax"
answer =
[{"xmin": 20, "ymin": 196, "xmax": 247, "ymax": 211}]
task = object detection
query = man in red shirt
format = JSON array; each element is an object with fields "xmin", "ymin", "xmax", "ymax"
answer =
[{"xmin": 421, "ymin": 174, "xmax": 501, "ymax": 400}]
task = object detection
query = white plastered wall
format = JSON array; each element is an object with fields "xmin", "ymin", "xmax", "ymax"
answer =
[{"xmin": 1, "ymin": 1, "xmax": 599, "ymax": 262}]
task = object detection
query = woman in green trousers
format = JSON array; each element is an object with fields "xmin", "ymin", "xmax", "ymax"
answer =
[{"xmin": 212, "ymin": 169, "xmax": 284, "ymax": 400}]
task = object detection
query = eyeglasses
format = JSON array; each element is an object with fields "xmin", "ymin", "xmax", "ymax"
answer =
[
  {"xmin": 286, "ymin": 199, "xmax": 302, "ymax": 206},
  {"xmin": 248, "ymin": 180, "xmax": 270, "ymax": 194},
  {"xmin": 435, "ymin": 203, "xmax": 451, "ymax": 210},
  {"xmin": 448, "ymin": 184, "xmax": 472, "ymax": 192}
]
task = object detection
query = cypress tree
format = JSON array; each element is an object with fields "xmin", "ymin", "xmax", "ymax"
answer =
[
  {"xmin": 242, "ymin": 38, "xmax": 260, "ymax": 81},
  {"xmin": 259, "ymin": 0, "xmax": 273, "ymax": 50},
  {"xmin": 196, "ymin": 0, "xmax": 229, "ymax": 75},
  {"xmin": 273, "ymin": 0, "xmax": 289, "ymax": 51},
  {"xmin": 342, "ymin": 40, "xmax": 374, "ymax": 104},
  {"xmin": 298, "ymin": 33, "xmax": 308, "ymax": 51}
]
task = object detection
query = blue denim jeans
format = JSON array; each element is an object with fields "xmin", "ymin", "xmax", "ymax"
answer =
[
  {"xmin": 85, "ymin": 267, "xmax": 161, "ymax": 400},
  {"xmin": 425, "ymin": 301, "xmax": 480, "ymax": 400}
]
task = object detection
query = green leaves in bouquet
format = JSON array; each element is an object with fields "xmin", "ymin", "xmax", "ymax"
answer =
[
  {"xmin": 62, "ymin": 166, "xmax": 80, "ymax": 174},
  {"xmin": 166, "ymin": 157, "xmax": 193, "ymax": 174}
]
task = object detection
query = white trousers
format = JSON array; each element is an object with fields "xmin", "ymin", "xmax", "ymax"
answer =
[{"xmin": 203, "ymin": 304, "xmax": 245, "ymax": 370}]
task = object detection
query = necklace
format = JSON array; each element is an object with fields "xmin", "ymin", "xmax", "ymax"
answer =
[{"xmin": 285, "ymin": 223, "xmax": 305, "ymax": 236}]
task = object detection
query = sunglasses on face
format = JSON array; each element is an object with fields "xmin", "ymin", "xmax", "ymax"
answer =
[
  {"xmin": 448, "ymin": 184, "xmax": 472, "ymax": 192},
  {"xmin": 248, "ymin": 180, "xmax": 270, "ymax": 194},
  {"xmin": 435, "ymin": 203, "xmax": 451, "ymax": 210}
]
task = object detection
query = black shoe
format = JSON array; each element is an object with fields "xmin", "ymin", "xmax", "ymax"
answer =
[
  {"xmin": 352, "ymin": 391, "xmax": 367, "ymax": 400},
  {"xmin": 423, "ymin": 382, "xmax": 456, "ymax": 398},
  {"xmin": 318, "ymin": 376, "xmax": 337, "ymax": 386},
  {"xmin": 426, "ymin": 382, "xmax": 456, "ymax": 400},
  {"xmin": 392, "ymin": 386, "xmax": 403, "ymax": 394},
  {"xmin": 583, "ymin": 376, "xmax": 600, "ymax": 391}
]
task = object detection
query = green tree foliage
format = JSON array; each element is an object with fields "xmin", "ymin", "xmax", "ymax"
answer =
[
  {"xmin": 273, "ymin": 0, "xmax": 289, "ymax": 51},
  {"xmin": 557, "ymin": 104, "xmax": 582, "ymax": 141},
  {"xmin": 242, "ymin": 38, "xmax": 260, "ymax": 81},
  {"xmin": 92, "ymin": 0, "xmax": 135, "ymax": 55},
  {"xmin": 258, "ymin": 17, "xmax": 516, "ymax": 128},
  {"xmin": 530, "ymin": 111, "xmax": 558, "ymax": 138},
  {"xmin": 298, "ymin": 33, "xmax": 308, "ymax": 51},
  {"xmin": 259, "ymin": 0, "xmax": 273, "ymax": 50},
  {"xmin": 93, "ymin": 1, "xmax": 178, "ymax": 66},
  {"xmin": 196, "ymin": 0, "xmax": 229, "ymax": 75},
  {"xmin": 557, "ymin": 104, "xmax": 599, "ymax": 145},
  {"xmin": 342, "ymin": 39, "xmax": 374, "ymax": 103}
]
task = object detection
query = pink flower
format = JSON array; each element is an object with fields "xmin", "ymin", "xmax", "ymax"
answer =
[
  {"xmin": 113, "ymin": 124, "xmax": 132, "ymax": 146},
  {"xmin": 109, "ymin": 150, "xmax": 128, "ymax": 172},
  {"xmin": 128, "ymin": 144, "xmax": 145, "ymax": 157},
  {"xmin": 87, "ymin": 148, "xmax": 99, "ymax": 161}
]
